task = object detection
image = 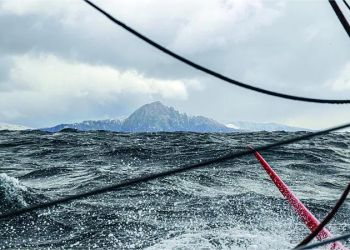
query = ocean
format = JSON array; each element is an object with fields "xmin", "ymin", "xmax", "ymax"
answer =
[{"xmin": 0, "ymin": 130, "xmax": 349, "ymax": 249}]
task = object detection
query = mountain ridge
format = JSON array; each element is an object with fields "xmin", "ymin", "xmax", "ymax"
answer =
[
  {"xmin": 37, "ymin": 102, "xmax": 310, "ymax": 133},
  {"xmin": 42, "ymin": 102, "xmax": 235, "ymax": 133}
]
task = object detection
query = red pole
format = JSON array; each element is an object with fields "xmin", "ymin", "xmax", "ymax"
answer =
[{"xmin": 251, "ymin": 148, "xmax": 347, "ymax": 250}]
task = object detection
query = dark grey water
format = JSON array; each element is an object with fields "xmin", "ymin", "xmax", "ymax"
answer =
[{"xmin": 0, "ymin": 130, "xmax": 349, "ymax": 249}]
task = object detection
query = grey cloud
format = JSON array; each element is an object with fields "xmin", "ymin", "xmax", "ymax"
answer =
[
  {"xmin": 0, "ymin": 57, "xmax": 11, "ymax": 84},
  {"xmin": 0, "ymin": 0, "xmax": 346, "ymax": 87},
  {"xmin": 0, "ymin": 9, "xmax": 196, "ymax": 80},
  {"xmin": 0, "ymin": 0, "xmax": 349, "ymax": 129}
]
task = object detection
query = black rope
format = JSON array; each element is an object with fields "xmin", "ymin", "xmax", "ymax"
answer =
[
  {"xmin": 343, "ymin": 0, "xmax": 350, "ymax": 11},
  {"xmin": 83, "ymin": 0, "xmax": 350, "ymax": 104},
  {"xmin": 329, "ymin": 0, "xmax": 350, "ymax": 38},
  {"xmin": 294, "ymin": 182, "xmax": 350, "ymax": 249},
  {"xmin": 295, "ymin": 233, "xmax": 350, "ymax": 250},
  {"xmin": 1, "ymin": 122, "xmax": 350, "ymax": 221}
]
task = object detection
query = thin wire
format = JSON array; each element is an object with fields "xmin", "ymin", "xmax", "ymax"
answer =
[
  {"xmin": 1, "ymin": 122, "xmax": 350, "ymax": 221},
  {"xmin": 329, "ymin": 0, "xmax": 350, "ymax": 38},
  {"xmin": 343, "ymin": 0, "xmax": 350, "ymax": 11},
  {"xmin": 83, "ymin": 0, "xmax": 350, "ymax": 104},
  {"xmin": 294, "ymin": 182, "xmax": 350, "ymax": 248},
  {"xmin": 295, "ymin": 233, "xmax": 350, "ymax": 250}
]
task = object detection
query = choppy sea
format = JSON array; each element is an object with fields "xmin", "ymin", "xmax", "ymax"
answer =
[{"xmin": 0, "ymin": 130, "xmax": 349, "ymax": 249}]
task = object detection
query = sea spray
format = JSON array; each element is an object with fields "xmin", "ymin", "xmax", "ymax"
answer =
[{"xmin": 0, "ymin": 173, "xmax": 28, "ymax": 211}]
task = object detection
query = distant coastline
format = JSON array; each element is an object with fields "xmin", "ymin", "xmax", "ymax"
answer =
[{"xmin": 1, "ymin": 102, "xmax": 310, "ymax": 133}]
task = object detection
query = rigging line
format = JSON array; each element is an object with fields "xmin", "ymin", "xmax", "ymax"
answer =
[
  {"xmin": 84, "ymin": 0, "xmax": 350, "ymax": 104},
  {"xmin": 295, "ymin": 233, "xmax": 350, "ymax": 250},
  {"xmin": 294, "ymin": 182, "xmax": 350, "ymax": 249},
  {"xmin": 343, "ymin": 0, "xmax": 350, "ymax": 11},
  {"xmin": 1, "ymin": 122, "xmax": 350, "ymax": 221},
  {"xmin": 329, "ymin": 0, "xmax": 350, "ymax": 38}
]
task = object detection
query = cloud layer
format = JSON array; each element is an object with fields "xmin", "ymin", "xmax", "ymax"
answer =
[
  {"xmin": 329, "ymin": 63, "xmax": 350, "ymax": 91},
  {"xmin": 0, "ymin": 54, "xmax": 200, "ymax": 126},
  {"xmin": 0, "ymin": 0, "xmax": 349, "ymax": 129}
]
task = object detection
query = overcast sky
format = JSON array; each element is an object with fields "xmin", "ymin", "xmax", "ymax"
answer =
[{"xmin": 0, "ymin": 0, "xmax": 349, "ymax": 129}]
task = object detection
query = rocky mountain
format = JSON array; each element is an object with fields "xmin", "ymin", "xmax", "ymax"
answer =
[
  {"xmin": 226, "ymin": 121, "xmax": 309, "ymax": 132},
  {"xmin": 42, "ymin": 102, "xmax": 235, "ymax": 133},
  {"xmin": 122, "ymin": 101, "xmax": 232, "ymax": 132},
  {"xmin": 41, "ymin": 102, "xmax": 311, "ymax": 133}
]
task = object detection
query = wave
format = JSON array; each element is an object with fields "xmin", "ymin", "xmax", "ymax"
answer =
[
  {"xmin": 1, "ymin": 131, "xmax": 349, "ymax": 249},
  {"xmin": 19, "ymin": 167, "xmax": 71, "ymax": 179},
  {"xmin": 0, "ymin": 173, "xmax": 28, "ymax": 211}
]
